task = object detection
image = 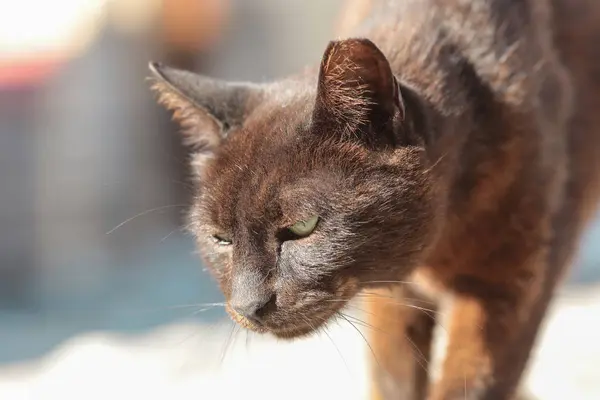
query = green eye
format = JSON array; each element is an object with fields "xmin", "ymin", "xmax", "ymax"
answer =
[
  {"xmin": 288, "ymin": 215, "xmax": 319, "ymax": 237},
  {"xmin": 212, "ymin": 234, "xmax": 232, "ymax": 246}
]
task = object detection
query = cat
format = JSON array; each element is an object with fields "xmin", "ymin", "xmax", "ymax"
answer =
[{"xmin": 148, "ymin": 0, "xmax": 600, "ymax": 398}]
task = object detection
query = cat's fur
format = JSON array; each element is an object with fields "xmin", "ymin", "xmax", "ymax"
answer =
[{"xmin": 148, "ymin": 0, "xmax": 600, "ymax": 399}]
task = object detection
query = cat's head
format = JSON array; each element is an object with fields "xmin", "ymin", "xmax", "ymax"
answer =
[{"xmin": 149, "ymin": 39, "xmax": 442, "ymax": 338}]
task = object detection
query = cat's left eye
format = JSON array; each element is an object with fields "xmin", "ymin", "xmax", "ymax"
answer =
[
  {"xmin": 212, "ymin": 234, "xmax": 233, "ymax": 246},
  {"xmin": 288, "ymin": 215, "xmax": 319, "ymax": 238}
]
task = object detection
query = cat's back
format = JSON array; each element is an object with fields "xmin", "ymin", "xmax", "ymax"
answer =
[
  {"xmin": 341, "ymin": 0, "xmax": 600, "ymax": 221},
  {"xmin": 552, "ymin": 0, "xmax": 600, "ymax": 220}
]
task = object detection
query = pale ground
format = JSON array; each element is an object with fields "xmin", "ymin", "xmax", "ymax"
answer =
[{"xmin": 0, "ymin": 286, "xmax": 598, "ymax": 400}]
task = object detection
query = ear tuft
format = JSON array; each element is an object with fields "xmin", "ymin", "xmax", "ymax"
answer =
[
  {"xmin": 313, "ymin": 38, "xmax": 404, "ymax": 144},
  {"xmin": 149, "ymin": 73, "xmax": 222, "ymax": 152},
  {"xmin": 317, "ymin": 41, "xmax": 376, "ymax": 127},
  {"xmin": 148, "ymin": 62, "xmax": 264, "ymax": 154}
]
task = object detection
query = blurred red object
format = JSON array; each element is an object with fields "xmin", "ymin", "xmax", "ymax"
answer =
[
  {"xmin": 0, "ymin": 0, "xmax": 106, "ymax": 88},
  {"xmin": 0, "ymin": 56, "xmax": 65, "ymax": 88}
]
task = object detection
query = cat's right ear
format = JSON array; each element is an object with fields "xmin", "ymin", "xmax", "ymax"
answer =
[{"xmin": 148, "ymin": 62, "xmax": 264, "ymax": 153}]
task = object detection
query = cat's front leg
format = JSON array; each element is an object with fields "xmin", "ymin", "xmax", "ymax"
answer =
[
  {"xmin": 365, "ymin": 286, "xmax": 437, "ymax": 400},
  {"xmin": 426, "ymin": 275, "xmax": 551, "ymax": 400}
]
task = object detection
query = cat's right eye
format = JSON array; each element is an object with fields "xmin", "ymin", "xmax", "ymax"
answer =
[
  {"xmin": 211, "ymin": 234, "xmax": 233, "ymax": 246},
  {"xmin": 288, "ymin": 215, "xmax": 319, "ymax": 238}
]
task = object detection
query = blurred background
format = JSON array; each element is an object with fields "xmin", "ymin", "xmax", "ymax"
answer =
[{"xmin": 0, "ymin": 1, "xmax": 598, "ymax": 399}]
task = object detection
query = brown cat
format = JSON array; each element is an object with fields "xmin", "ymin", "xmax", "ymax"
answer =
[{"xmin": 148, "ymin": 0, "xmax": 600, "ymax": 399}]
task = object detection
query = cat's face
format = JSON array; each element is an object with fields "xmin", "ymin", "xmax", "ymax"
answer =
[{"xmin": 150, "ymin": 39, "xmax": 441, "ymax": 338}]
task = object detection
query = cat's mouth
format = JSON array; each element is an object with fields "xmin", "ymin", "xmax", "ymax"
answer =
[
  {"xmin": 269, "ymin": 323, "xmax": 323, "ymax": 339},
  {"xmin": 225, "ymin": 304, "xmax": 269, "ymax": 334},
  {"xmin": 226, "ymin": 301, "xmax": 353, "ymax": 339},
  {"xmin": 225, "ymin": 281, "xmax": 360, "ymax": 339},
  {"xmin": 226, "ymin": 304, "xmax": 336, "ymax": 338}
]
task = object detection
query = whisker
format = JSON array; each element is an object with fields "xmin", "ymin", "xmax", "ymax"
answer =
[
  {"xmin": 324, "ymin": 295, "xmax": 434, "ymax": 307},
  {"xmin": 355, "ymin": 295, "xmax": 439, "ymax": 315},
  {"xmin": 338, "ymin": 312, "xmax": 392, "ymax": 336},
  {"xmin": 160, "ymin": 226, "xmax": 184, "ymax": 242},
  {"xmin": 169, "ymin": 178, "xmax": 196, "ymax": 192},
  {"xmin": 405, "ymin": 333, "xmax": 429, "ymax": 373},
  {"xmin": 173, "ymin": 327, "xmax": 204, "ymax": 374},
  {"xmin": 164, "ymin": 302, "xmax": 226, "ymax": 310},
  {"xmin": 245, "ymin": 330, "xmax": 253, "ymax": 352},
  {"xmin": 337, "ymin": 312, "xmax": 381, "ymax": 369},
  {"xmin": 356, "ymin": 292, "xmax": 437, "ymax": 308},
  {"xmin": 175, "ymin": 330, "xmax": 200, "ymax": 347},
  {"xmin": 322, "ymin": 295, "xmax": 436, "ymax": 314},
  {"xmin": 323, "ymin": 326, "xmax": 352, "ymax": 378},
  {"xmin": 188, "ymin": 306, "xmax": 222, "ymax": 317},
  {"xmin": 340, "ymin": 302, "xmax": 380, "ymax": 318},
  {"xmin": 422, "ymin": 150, "xmax": 448, "ymax": 175},
  {"xmin": 360, "ymin": 279, "xmax": 422, "ymax": 286},
  {"xmin": 358, "ymin": 290, "xmax": 437, "ymax": 306},
  {"xmin": 362, "ymin": 302, "xmax": 438, "ymax": 320},
  {"xmin": 344, "ymin": 308, "xmax": 433, "ymax": 375},
  {"xmin": 345, "ymin": 301, "xmax": 448, "ymax": 338},
  {"xmin": 354, "ymin": 295, "xmax": 447, "ymax": 333},
  {"xmin": 402, "ymin": 304, "xmax": 438, "ymax": 319},
  {"xmin": 342, "ymin": 312, "xmax": 430, "ymax": 374},
  {"xmin": 231, "ymin": 324, "xmax": 241, "ymax": 350},
  {"xmin": 111, "ymin": 303, "xmax": 226, "ymax": 321},
  {"xmin": 219, "ymin": 322, "xmax": 237, "ymax": 366},
  {"xmin": 135, "ymin": 303, "xmax": 225, "ymax": 315},
  {"xmin": 105, "ymin": 204, "xmax": 187, "ymax": 235},
  {"xmin": 299, "ymin": 313, "xmax": 353, "ymax": 378}
]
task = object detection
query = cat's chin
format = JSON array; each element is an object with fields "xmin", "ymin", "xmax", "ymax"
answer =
[
  {"xmin": 232, "ymin": 316, "xmax": 330, "ymax": 340},
  {"xmin": 268, "ymin": 324, "xmax": 321, "ymax": 340},
  {"xmin": 226, "ymin": 306, "xmax": 333, "ymax": 340},
  {"xmin": 226, "ymin": 307, "xmax": 269, "ymax": 334}
]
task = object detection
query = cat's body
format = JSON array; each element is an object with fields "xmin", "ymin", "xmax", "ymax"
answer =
[
  {"xmin": 149, "ymin": 0, "xmax": 600, "ymax": 399},
  {"xmin": 336, "ymin": 1, "xmax": 600, "ymax": 398}
]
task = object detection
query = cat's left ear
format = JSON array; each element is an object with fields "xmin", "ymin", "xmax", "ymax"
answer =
[
  {"xmin": 148, "ymin": 62, "xmax": 264, "ymax": 153},
  {"xmin": 312, "ymin": 38, "xmax": 405, "ymax": 146}
]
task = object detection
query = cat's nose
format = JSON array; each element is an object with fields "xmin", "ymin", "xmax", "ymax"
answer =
[{"xmin": 230, "ymin": 294, "xmax": 275, "ymax": 325}]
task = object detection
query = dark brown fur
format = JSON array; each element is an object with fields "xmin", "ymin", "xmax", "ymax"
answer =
[{"xmin": 148, "ymin": 0, "xmax": 600, "ymax": 398}]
